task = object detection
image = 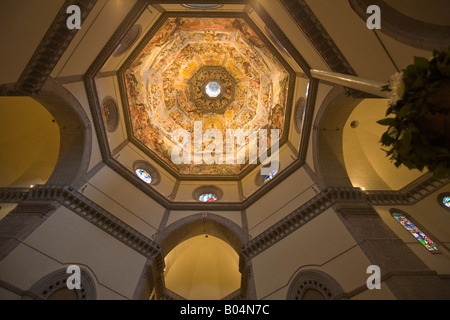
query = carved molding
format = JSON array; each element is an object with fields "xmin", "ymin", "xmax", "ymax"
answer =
[
  {"xmin": 286, "ymin": 269, "xmax": 347, "ymax": 300},
  {"xmin": 0, "ymin": 185, "xmax": 161, "ymax": 260},
  {"xmin": 241, "ymin": 175, "xmax": 449, "ymax": 260},
  {"xmin": 13, "ymin": 0, "xmax": 98, "ymax": 95},
  {"xmin": 7, "ymin": 203, "xmax": 56, "ymax": 217},
  {"xmin": 279, "ymin": 0, "xmax": 356, "ymax": 76},
  {"xmin": 27, "ymin": 267, "xmax": 97, "ymax": 300},
  {"xmin": 0, "ymin": 174, "xmax": 447, "ymax": 263},
  {"xmin": 349, "ymin": 0, "xmax": 450, "ymax": 51}
]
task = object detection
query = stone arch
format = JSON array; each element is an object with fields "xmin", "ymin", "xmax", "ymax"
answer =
[
  {"xmin": 32, "ymin": 78, "xmax": 91, "ymax": 189},
  {"xmin": 157, "ymin": 213, "xmax": 248, "ymax": 257},
  {"xmin": 313, "ymin": 86, "xmax": 363, "ymax": 188},
  {"xmin": 25, "ymin": 266, "xmax": 97, "ymax": 300},
  {"xmin": 314, "ymin": 85, "xmax": 425, "ymax": 191},
  {"xmin": 155, "ymin": 213, "xmax": 250, "ymax": 299},
  {"xmin": 286, "ymin": 269, "xmax": 346, "ymax": 300},
  {"xmin": 349, "ymin": 0, "xmax": 450, "ymax": 51}
]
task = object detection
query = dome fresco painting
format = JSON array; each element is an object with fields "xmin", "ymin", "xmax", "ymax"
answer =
[{"xmin": 122, "ymin": 17, "xmax": 292, "ymax": 176}]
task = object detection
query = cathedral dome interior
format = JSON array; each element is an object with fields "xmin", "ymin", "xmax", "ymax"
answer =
[{"xmin": 0, "ymin": 0, "xmax": 449, "ymax": 303}]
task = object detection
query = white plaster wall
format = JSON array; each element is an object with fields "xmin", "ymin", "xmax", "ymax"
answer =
[
  {"xmin": 252, "ymin": 208, "xmax": 396, "ymax": 300},
  {"xmin": 246, "ymin": 167, "xmax": 318, "ymax": 239},
  {"xmin": 375, "ymin": 186, "xmax": 450, "ymax": 275},
  {"xmin": 0, "ymin": 206, "xmax": 147, "ymax": 299},
  {"xmin": 84, "ymin": 165, "xmax": 165, "ymax": 238}
]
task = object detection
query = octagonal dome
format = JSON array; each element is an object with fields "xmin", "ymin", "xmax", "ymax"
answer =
[{"xmin": 120, "ymin": 15, "xmax": 294, "ymax": 177}]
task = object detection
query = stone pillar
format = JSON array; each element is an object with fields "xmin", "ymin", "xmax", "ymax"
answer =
[
  {"xmin": 333, "ymin": 201, "xmax": 450, "ymax": 299},
  {"xmin": 0, "ymin": 201, "xmax": 58, "ymax": 261},
  {"xmin": 242, "ymin": 259, "xmax": 257, "ymax": 300},
  {"xmin": 311, "ymin": 69, "xmax": 389, "ymax": 98},
  {"xmin": 132, "ymin": 259, "xmax": 156, "ymax": 300}
]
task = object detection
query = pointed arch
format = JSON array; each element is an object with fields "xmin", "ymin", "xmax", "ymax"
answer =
[
  {"xmin": 287, "ymin": 269, "xmax": 346, "ymax": 300},
  {"xmin": 26, "ymin": 266, "xmax": 97, "ymax": 300},
  {"xmin": 33, "ymin": 78, "xmax": 92, "ymax": 188}
]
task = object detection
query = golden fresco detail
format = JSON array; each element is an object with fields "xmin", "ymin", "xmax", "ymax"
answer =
[
  {"xmin": 124, "ymin": 17, "xmax": 290, "ymax": 175},
  {"xmin": 189, "ymin": 66, "xmax": 236, "ymax": 114}
]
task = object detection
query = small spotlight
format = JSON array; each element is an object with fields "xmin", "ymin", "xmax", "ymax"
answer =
[
  {"xmin": 361, "ymin": 187, "xmax": 366, "ymax": 191},
  {"xmin": 30, "ymin": 185, "xmax": 35, "ymax": 188}
]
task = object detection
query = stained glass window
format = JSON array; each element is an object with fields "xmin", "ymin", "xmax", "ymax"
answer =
[
  {"xmin": 392, "ymin": 212, "xmax": 438, "ymax": 252},
  {"xmin": 199, "ymin": 193, "xmax": 218, "ymax": 202},
  {"xmin": 135, "ymin": 168, "xmax": 152, "ymax": 184},
  {"xmin": 443, "ymin": 196, "xmax": 450, "ymax": 209},
  {"xmin": 264, "ymin": 170, "xmax": 278, "ymax": 183}
]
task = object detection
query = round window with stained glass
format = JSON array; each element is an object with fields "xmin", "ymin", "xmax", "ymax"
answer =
[
  {"xmin": 199, "ymin": 193, "xmax": 218, "ymax": 202},
  {"xmin": 443, "ymin": 196, "xmax": 450, "ymax": 208},
  {"xmin": 135, "ymin": 168, "xmax": 152, "ymax": 184},
  {"xmin": 264, "ymin": 170, "xmax": 278, "ymax": 183}
]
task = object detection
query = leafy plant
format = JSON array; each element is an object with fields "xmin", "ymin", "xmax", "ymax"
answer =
[{"xmin": 377, "ymin": 48, "xmax": 450, "ymax": 177}]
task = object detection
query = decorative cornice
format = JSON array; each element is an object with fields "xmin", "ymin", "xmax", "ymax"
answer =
[
  {"xmin": 349, "ymin": 0, "xmax": 450, "ymax": 51},
  {"xmin": 0, "ymin": 185, "xmax": 161, "ymax": 260},
  {"xmin": 241, "ymin": 187, "xmax": 363, "ymax": 259},
  {"xmin": 366, "ymin": 173, "xmax": 449, "ymax": 206},
  {"xmin": 241, "ymin": 175, "xmax": 449, "ymax": 260},
  {"xmin": 0, "ymin": 176, "xmax": 447, "ymax": 261},
  {"xmin": 279, "ymin": 0, "xmax": 356, "ymax": 76},
  {"xmin": 8, "ymin": 203, "xmax": 56, "ymax": 217},
  {"xmin": 13, "ymin": 0, "xmax": 98, "ymax": 95}
]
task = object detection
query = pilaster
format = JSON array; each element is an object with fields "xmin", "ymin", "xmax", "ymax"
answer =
[{"xmin": 333, "ymin": 201, "xmax": 450, "ymax": 299}]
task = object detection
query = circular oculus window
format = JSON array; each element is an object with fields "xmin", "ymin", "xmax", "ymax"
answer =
[
  {"xmin": 205, "ymin": 81, "xmax": 221, "ymax": 98},
  {"xmin": 198, "ymin": 193, "xmax": 218, "ymax": 202},
  {"xmin": 193, "ymin": 186, "xmax": 223, "ymax": 202},
  {"xmin": 135, "ymin": 168, "xmax": 152, "ymax": 184},
  {"xmin": 133, "ymin": 161, "xmax": 160, "ymax": 185}
]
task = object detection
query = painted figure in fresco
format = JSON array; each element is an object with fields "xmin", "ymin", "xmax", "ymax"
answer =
[{"xmin": 270, "ymin": 103, "xmax": 284, "ymax": 130}]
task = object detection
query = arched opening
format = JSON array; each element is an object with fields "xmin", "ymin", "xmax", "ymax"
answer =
[
  {"xmin": 164, "ymin": 234, "xmax": 241, "ymax": 300},
  {"xmin": 342, "ymin": 98, "xmax": 424, "ymax": 190},
  {"xmin": 286, "ymin": 269, "xmax": 346, "ymax": 300},
  {"xmin": 349, "ymin": 0, "xmax": 450, "ymax": 50},
  {"xmin": 33, "ymin": 79, "xmax": 91, "ymax": 188},
  {"xmin": 313, "ymin": 87, "xmax": 361, "ymax": 188},
  {"xmin": 314, "ymin": 88, "xmax": 424, "ymax": 191},
  {"xmin": 156, "ymin": 213, "xmax": 248, "ymax": 300},
  {"xmin": 0, "ymin": 97, "xmax": 60, "ymax": 187},
  {"xmin": 26, "ymin": 267, "xmax": 97, "ymax": 300}
]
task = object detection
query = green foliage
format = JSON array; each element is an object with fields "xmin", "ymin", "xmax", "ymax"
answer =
[{"xmin": 378, "ymin": 48, "xmax": 450, "ymax": 177}]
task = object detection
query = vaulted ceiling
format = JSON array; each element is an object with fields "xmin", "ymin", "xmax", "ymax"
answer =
[
  {"xmin": 120, "ymin": 15, "xmax": 294, "ymax": 177},
  {"xmin": 0, "ymin": 0, "xmax": 442, "ymax": 209}
]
